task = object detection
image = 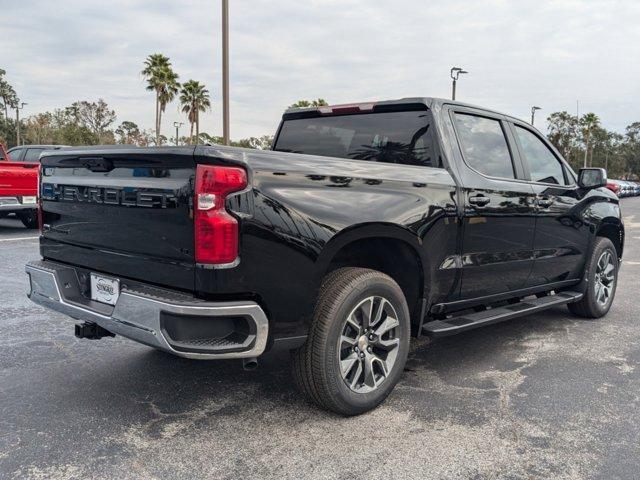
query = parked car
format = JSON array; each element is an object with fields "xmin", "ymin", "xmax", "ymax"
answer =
[
  {"xmin": 624, "ymin": 181, "xmax": 637, "ymax": 197},
  {"xmin": 610, "ymin": 180, "xmax": 629, "ymax": 197},
  {"xmin": 605, "ymin": 181, "xmax": 621, "ymax": 196},
  {"xmin": 7, "ymin": 144, "xmax": 69, "ymax": 162},
  {"xmin": 25, "ymin": 98, "xmax": 624, "ymax": 415},
  {"xmin": 0, "ymin": 143, "xmax": 39, "ymax": 228}
]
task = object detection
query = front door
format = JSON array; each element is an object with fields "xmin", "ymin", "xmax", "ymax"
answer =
[
  {"xmin": 449, "ymin": 109, "xmax": 538, "ymax": 300},
  {"xmin": 509, "ymin": 122, "xmax": 590, "ymax": 285}
]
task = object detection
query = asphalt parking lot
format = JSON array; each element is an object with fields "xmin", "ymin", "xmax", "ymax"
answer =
[{"xmin": 1, "ymin": 198, "xmax": 639, "ymax": 480}]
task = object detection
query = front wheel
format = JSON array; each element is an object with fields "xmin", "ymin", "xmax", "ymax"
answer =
[
  {"xmin": 18, "ymin": 209, "xmax": 39, "ymax": 229},
  {"xmin": 568, "ymin": 237, "xmax": 618, "ymax": 318},
  {"xmin": 291, "ymin": 267, "xmax": 410, "ymax": 415}
]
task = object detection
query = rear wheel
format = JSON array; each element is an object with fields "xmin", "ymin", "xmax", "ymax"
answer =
[
  {"xmin": 568, "ymin": 237, "xmax": 618, "ymax": 318},
  {"xmin": 291, "ymin": 267, "xmax": 410, "ymax": 415},
  {"xmin": 18, "ymin": 209, "xmax": 38, "ymax": 229}
]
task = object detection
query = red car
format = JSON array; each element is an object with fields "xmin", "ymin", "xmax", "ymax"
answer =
[
  {"xmin": 605, "ymin": 181, "xmax": 620, "ymax": 196},
  {"xmin": 0, "ymin": 143, "xmax": 39, "ymax": 228}
]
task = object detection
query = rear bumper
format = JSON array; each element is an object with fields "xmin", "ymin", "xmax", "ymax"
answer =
[
  {"xmin": 0, "ymin": 196, "xmax": 35, "ymax": 211},
  {"xmin": 25, "ymin": 260, "xmax": 269, "ymax": 360}
]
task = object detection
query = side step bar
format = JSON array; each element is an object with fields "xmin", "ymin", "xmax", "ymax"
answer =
[{"xmin": 422, "ymin": 291, "xmax": 583, "ymax": 338}]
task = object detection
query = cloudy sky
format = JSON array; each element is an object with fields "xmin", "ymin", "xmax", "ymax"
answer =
[{"xmin": 2, "ymin": 0, "xmax": 639, "ymax": 140}]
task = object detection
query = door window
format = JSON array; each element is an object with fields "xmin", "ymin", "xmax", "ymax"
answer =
[
  {"xmin": 24, "ymin": 148, "xmax": 44, "ymax": 162},
  {"xmin": 453, "ymin": 113, "xmax": 515, "ymax": 179},
  {"xmin": 514, "ymin": 126, "xmax": 568, "ymax": 185}
]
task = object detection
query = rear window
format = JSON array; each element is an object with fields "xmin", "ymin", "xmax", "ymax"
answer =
[
  {"xmin": 274, "ymin": 110, "xmax": 441, "ymax": 168},
  {"xmin": 24, "ymin": 148, "xmax": 44, "ymax": 162}
]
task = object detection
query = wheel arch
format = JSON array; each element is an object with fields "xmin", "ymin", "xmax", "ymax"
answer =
[
  {"xmin": 315, "ymin": 223, "xmax": 427, "ymax": 331},
  {"xmin": 596, "ymin": 218, "xmax": 624, "ymax": 259}
]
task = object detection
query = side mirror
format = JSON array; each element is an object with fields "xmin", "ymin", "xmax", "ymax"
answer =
[{"xmin": 578, "ymin": 168, "xmax": 607, "ymax": 189}]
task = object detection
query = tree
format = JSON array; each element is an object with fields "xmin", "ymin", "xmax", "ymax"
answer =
[
  {"xmin": 622, "ymin": 122, "xmax": 640, "ymax": 178},
  {"xmin": 547, "ymin": 111, "xmax": 580, "ymax": 164},
  {"xmin": 179, "ymin": 80, "xmax": 211, "ymax": 144},
  {"xmin": 580, "ymin": 113, "xmax": 600, "ymax": 168},
  {"xmin": 68, "ymin": 99, "xmax": 116, "ymax": 143},
  {"xmin": 24, "ymin": 112, "xmax": 55, "ymax": 144},
  {"xmin": 142, "ymin": 54, "xmax": 180, "ymax": 145},
  {"xmin": 288, "ymin": 98, "xmax": 329, "ymax": 109},
  {"xmin": 0, "ymin": 69, "xmax": 17, "ymax": 120},
  {"xmin": 115, "ymin": 120, "xmax": 141, "ymax": 144}
]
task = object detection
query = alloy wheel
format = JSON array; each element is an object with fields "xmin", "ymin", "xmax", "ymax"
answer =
[
  {"xmin": 338, "ymin": 296, "xmax": 401, "ymax": 394},
  {"xmin": 594, "ymin": 250, "xmax": 615, "ymax": 308}
]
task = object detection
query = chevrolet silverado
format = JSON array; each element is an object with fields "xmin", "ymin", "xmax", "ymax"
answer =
[{"xmin": 25, "ymin": 98, "xmax": 623, "ymax": 414}]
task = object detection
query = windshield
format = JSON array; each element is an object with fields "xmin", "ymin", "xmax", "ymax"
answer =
[{"xmin": 274, "ymin": 109, "xmax": 440, "ymax": 168}]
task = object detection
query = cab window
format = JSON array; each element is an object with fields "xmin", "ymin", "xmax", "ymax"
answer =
[
  {"xmin": 514, "ymin": 126, "xmax": 568, "ymax": 185},
  {"xmin": 453, "ymin": 113, "xmax": 515, "ymax": 179}
]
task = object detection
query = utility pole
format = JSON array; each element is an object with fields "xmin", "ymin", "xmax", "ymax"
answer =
[
  {"xmin": 530, "ymin": 106, "xmax": 541, "ymax": 126},
  {"xmin": 15, "ymin": 102, "xmax": 26, "ymax": 146},
  {"xmin": 174, "ymin": 121, "xmax": 183, "ymax": 146},
  {"xmin": 450, "ymin": 67, "xmax": 468, "ymax": 101},
  {"xmin": 222, "ymin": 0, "xmax": 230, "ymax": 145}
]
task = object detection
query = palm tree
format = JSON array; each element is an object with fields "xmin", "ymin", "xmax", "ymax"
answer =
[
  {"xmin": 179, "ymin": 80, "xmax": 211, "ymax": 144},
  {"xmin": 142, "ymin": 54, "xmax": 180, "ymax": 145},
  {"xmin": 581, "ymin": 113, "xmax": 600, "ymax": 168}
]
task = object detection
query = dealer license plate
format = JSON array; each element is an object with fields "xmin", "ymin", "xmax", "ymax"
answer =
[{"xmin": 90, "ymin": 273, "xmax": 120, "ymax": 306}]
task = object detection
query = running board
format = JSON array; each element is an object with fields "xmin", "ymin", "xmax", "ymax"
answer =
[{"xmin": 422, "ymin": 291, "xmax": 583, "ymax": 337}]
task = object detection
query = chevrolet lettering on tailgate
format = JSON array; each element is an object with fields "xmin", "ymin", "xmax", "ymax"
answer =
[{"xmin": 41, "ymin": 184, "xmax": 179, "ymax": 208}]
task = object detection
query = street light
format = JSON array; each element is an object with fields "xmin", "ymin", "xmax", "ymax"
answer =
[
  {"xmin": 531, "ymin": 106, "xmax": 541, "ymax": 126},
  {"xmin": 16, "ymin": 102, "xmax": 27, "ymax": 145},
  {"xmin": 222, "ymin": 0, "xmax": 230, "ymax": 145},
  {"xmin": 450, "ymin": 67, "xmax": 468, "ymax": 101},
  {"xmin": 174, "ymin": 121, "xmax": 183, "ymax": 146}
]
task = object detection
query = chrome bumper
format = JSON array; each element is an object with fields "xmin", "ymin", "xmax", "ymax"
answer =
[
  {"xmin": 25, "ymin": 260, "xmax": 269, "ymax": 360},
  {"xmin": 0, "ymin": 197, "xmax": 35, "ymax": 211}
]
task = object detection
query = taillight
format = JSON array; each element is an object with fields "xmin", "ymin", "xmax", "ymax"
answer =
[{"xmin": 194, "ymin": 165, "xmax": 247, "ymax": 265}]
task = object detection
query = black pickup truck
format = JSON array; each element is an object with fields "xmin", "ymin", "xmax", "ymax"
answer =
[{"xmin": 26, "ymin": 97, "xmax": 623, "ymax": 415}]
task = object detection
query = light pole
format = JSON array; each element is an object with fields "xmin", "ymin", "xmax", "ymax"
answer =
[
  {"xmin": 222, "ymin": 0, "xmax": 230, "ymax": 146},
  {"xmin": 174, "ymin": 121, "xmax": 183, "ymax": 146},
  {"xmin": 450, "ymin": 67, "xmax": 468, "ymax": 101},
  {"xmin": 531, "ymin": 106, "xmax": 541, "ymax": 126},
  {"xmin": 16, "ymin": 102, "xmax": 27, "ymax": 145}
]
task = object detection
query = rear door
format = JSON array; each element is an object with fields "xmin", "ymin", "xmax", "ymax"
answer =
[
  {"xmin": 508, "ymin": 122, "xmax": 589, "ymax": 285},
  {"xmin": 448, "ymin": 107, "xmax": 537, "ymax": 300},
  {"xmin": 40, "ymin": 147, "xmax": 197, "ymax": 290}
]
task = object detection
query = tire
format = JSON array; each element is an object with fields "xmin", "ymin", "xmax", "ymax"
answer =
[
  {"xmin": 568, "ymin": 237, "xmax": 618, "ymax": 318},
  {"xmin": 291, "ymin": 267, "xmax": 410, "ymax": 415},
  {"xmin": 18, "ymin": 209, "xmax": 38, "ymax": 229}
]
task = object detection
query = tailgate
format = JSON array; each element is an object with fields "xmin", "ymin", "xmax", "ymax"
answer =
[
  {"xmin": 0, "ymin": 161, "xmax": 38, "ymax": 196},
  {"xmin": 40, "ymin": 147, "xmax": 196, "ymax": 291}
]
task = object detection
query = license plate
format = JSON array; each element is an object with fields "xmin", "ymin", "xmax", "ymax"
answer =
[
  {"xmin": 21, "ymin": 196, "xmax": 36, "ymax": 204},
  {"xmin": 90, "ymin": 273, "xmax": 120, "ymax": 306}
]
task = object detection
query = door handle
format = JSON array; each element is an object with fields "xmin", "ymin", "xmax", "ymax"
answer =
[
  {"xmin": 468, "ymin": 195, "xmax": 490, "ymax": 207},
  {"xmin": 537, "ymin": 197, "xmax": 554, "ymax": 208}
]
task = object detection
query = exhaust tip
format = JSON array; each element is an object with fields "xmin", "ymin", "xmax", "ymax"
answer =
[{"xmin": 242, "ymin": 357, "xmax": 258, "ymax": 371}]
